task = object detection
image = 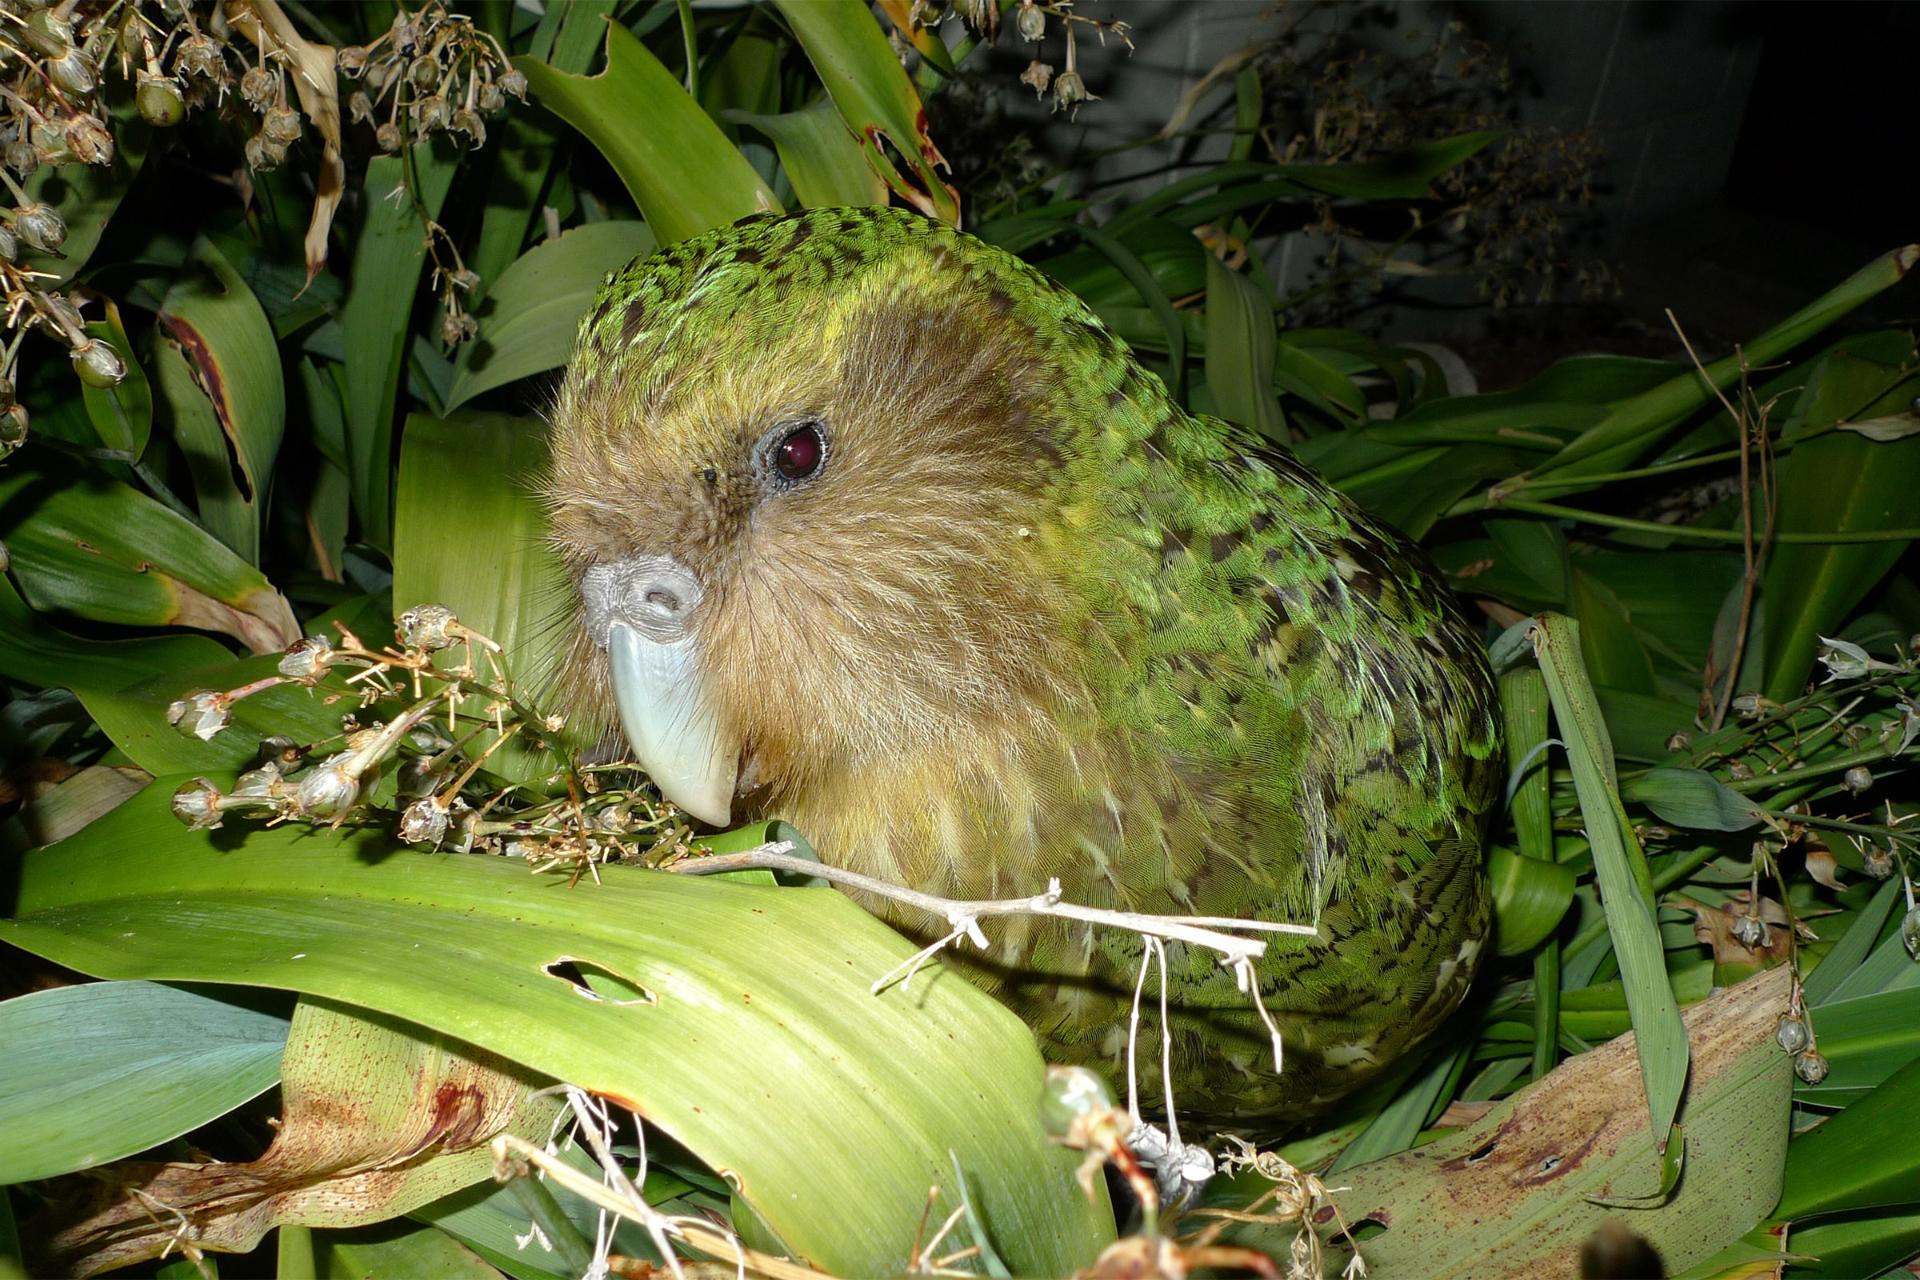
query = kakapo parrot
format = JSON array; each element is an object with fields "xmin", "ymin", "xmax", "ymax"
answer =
[{"xmin": 544, "ymin": 206, "xmax": 1501, "ymax": 1129}]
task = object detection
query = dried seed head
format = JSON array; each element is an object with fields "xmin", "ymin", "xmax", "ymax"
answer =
[
  {"xmin": 338, "ymin": 44, "xmax": 369, "ymax": 76},
  {"xmin": 167, "ymin": 689, "xmax": 230, "ymax": 740},
  {"xmin": 449, "ymin": 267, "xmax": 480, "ymax": 293},
  {"xmin": 0, "ymin": 224, "xmax": 15, "ymax": 263},
  {"xmin": 239, "ymin": 65, "xmax": 276, "ymax": 111},
  {"xmin": 1730, "ymin": 691, "xmax": 1764, "ymax": 719},
  {"xmin": 348, "ymin": 90, "xmax": 374, "ymax": 125},
  {"xmin": 277, "ymin": 634, "xmax": 335, "ymax": 680},
  {"xmin": 14, "ymin": 202, "xmax": 67, "ymax": 253},
  {"xmin": 1730, "ymin": 913, "xmax": 1767, "ymax": 949},
  {"xmin": 390, "ymin": 11, "xmax": 418, "ymax": 55},
  {"xmin": 409, "ymin": 57, "xmax": 439, "ymax": 91},
  {"xmin": 1774, "ymin": 1016, "xmax": 1809, "ymax": 1055},
  {"xmin": 0, "ymin": 402, "xmax": 27, "ymax": 449},
  {"xmin": 1863, "ymin": 845, "xmax": 1895, "ymax": 880},
  {"xmin": 1843, "ymin": 766, "xmax": 1873, "ymax": 795},
  {"xmin": 1664, "ymin": 731, "xmax": 1690, "ymax": 752},
  {"xmin": 451, "ymin": 107, "xmax": 485, "ymax": 146},
  {"xmin": 1020, "ymin": 59, "xmax": 1052, "ymax": 96},
  {"xmin": 1726, "ymin": 761, "xmax": 1753, "ymax": 781},
  {"xmin": 1905, "ymin": 905, "xmax": 1920, "ymax": 961},
  {"xmin": 1843, "ymin": 722, "xmax": 1871, "ymax": 747},
  {"xmin": 498, "ymin": 67, "xmax": 527, "ymax": 100},
  {"xmin": 41, "ymin": 291, "xmax": 85, "ymax": 338},
  {"xmin": 171, "ymin": 777, "xmax": 226, "ymax": 830},
  {"xmin": 71, "ymin": 337, "xmax": 127, "ymax": 387},
  {"xmin": 1052, "ymin": 69, "xmax": 1093, "ymax": 112},
  {"xmin": 137, "ymin": 75, "xmax": 188, "ymax": 127},
  {"xmin": 64, "ymin": 116, "xmax": 114, "ymax": 166},
  {"xmin": 263, "ymin": 106, "xmax": 302, "ymax": 145},
  {"xmin": 375, "ymin": 121, "xmax": 402, "ymax": 153},
  {"xmin": 398, "ymin": 603, "xmax": 459, "ymax": 651},
  {"xmin": 244, "ymin": 131, "xmax": 272, "ymax": 171},
  {"xmin": 4, "ymin": 139, "xmax": 34, "ymax": 172},
  {"xmin": 297, "ymin": 755, "xmax": 361, "ymax": 818},
  {"xmin": 1794, "ymin": 1050, "xmax": 1829, "ymax": 1085},
  {"xmin": 399, "ymin": 796, "xmax": 452, "ymax": 846},
  {"xmin": 259, "ymin": 735, "xmax": 304, "ymax": 768},
  {"xmin": 175, "ymin": 32, "xmax": 221, "ymax": 79},
  {"xmin": 1016, "ymin": 2, "xmax": 1046, "ymax": 41},
  {"xmin": 478, "ymin": 81, "xmax": 504, "ymax": 113},
  {"xmin": 440, "ymin": 310, "xmax": 477, "ymax": 346},
  {"xmin": 415, "ymin": 96, "xmax": 449, "ymax": 133}
]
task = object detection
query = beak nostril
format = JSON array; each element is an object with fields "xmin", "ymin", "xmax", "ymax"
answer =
[
  {"xmin": 643, "ymin": 588, "xmax": 681, "ymax": 614},
  {"xmin": 583, "ymin": 554, "xmax": 704, "ymax": 648}
]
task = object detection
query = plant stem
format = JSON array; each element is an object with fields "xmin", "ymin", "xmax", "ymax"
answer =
[{"xmin": 1485, "ymin": 499, "xmax": 1920, "ymax": 545}]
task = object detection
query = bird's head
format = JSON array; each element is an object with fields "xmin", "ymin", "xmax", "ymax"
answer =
[{"xmin": 545, "ymin": 208, "xmax": 1138, "ymax": 826}]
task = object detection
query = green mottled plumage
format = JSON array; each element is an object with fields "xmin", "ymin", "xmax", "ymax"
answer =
[{"xmin": 549, "ymin": 206, "xmax": 1502, "ymax": 1129}]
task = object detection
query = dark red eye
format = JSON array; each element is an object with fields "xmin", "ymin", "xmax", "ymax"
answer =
[{"xmin": 774, "ymin": 423, "xmax": 825, "ymax": 482}]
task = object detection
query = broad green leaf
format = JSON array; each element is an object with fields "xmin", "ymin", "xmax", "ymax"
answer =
[
  {"xmin": 1571, "ymin": 567, "xmax": 1657, "ymax": 695},
  {"xmin": 1530, "ymin": 246, "xmax": 1919, "ymax": 487},
  {"xmin": 0, "ymin": 764, "xmax": 146, "ymax": 854},
  {"xmin": 1203, "ymin": 251, "xmax": 1284, "ymax": 442},
  {"xmin": 1780, "ymin": 1212, "xmax": 1920, "ymax": 1279},
  {"xmin": 393, "ymin": 412, "xmax": 575, "ymax": 782},
  {"xmin": 516, "ymin": 22, "xmax": 780, "ymax": 247},
  {"xmin": 1793, "ymin": 987, "xmax": 1920, "ymax": 1104},
  {"xmin": 0, "ymin": 572, "xmax": 228, "ymax": 695},
  {"xmin": 48, "ymin": 998, "xmax": 558, "ymax": 1277},
  {"xmin": 2, "ymin": 783, "xmax": 1114, "ymax": 1276},
  {"xmin": 76, "ymin": 302, "xmax": 152, "ymax": 462},
  {"xmin": 342, "ymin": 149, "xmax": 458, "ymax": 551},
  {"xmin": 1328, "ymin": 1045, "xmax": 1464, "ymax": 1173},
  {"xmin": 0, "ymin": 460, "xmax": 296, "ymax": 653},
  {"xmin": 771, "ymin": 0, "xmax": 959, "ymax": 224},
  {"xmin": 156, "ymin": 237, "xmax": 289, "ymax": 563},
  {"xmin": 1776, "ymin": 1050, "xmax": 1920, "ymax": 1219},
  {"xmin": 731, "ymin": 97, "xmax": 890, "ymax": 209},
  {"xmin": 1625, "ymin": 768, "xmax": 1772, "ymax": 833},
  {"xmin": 445, "ymin": 222, "xmax": 656, "ymax": 412},
  {"xmin": 1288, "ymin": 969, "xmax": 1791, "ymax": 1276},
  {"xmin": 314, "ymin": 1224, "xmax": 503, "ymax": 1280},
  {"xmin": 0, "ymin": 981, "xmax": 287, "ymax": 1185},
  {"xmin": 1803, "ymin": 876, "xmax": 1902, "ymax": 1007},
  {"xmin": 1759, "ymin": 350, "xmax": 1920, "ymax": 702},
  {"xmin": 1523, "ymin": 615, "xmax": 1690, "ymax": 1152},
  {"xmin": 1488, "ymin": 844, "xmax": 1577, "ymax": 957}
]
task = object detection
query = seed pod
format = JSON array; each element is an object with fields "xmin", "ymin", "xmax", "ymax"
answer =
[
  {"xmin": 1794, "ymin": 1050, "xmax": 1829, "ymax": 1085},
  {"xmin": 47, "ymin": 48, "xmax": 97, "ymax": 96},
  {"xmin": 14, "ymin": 202, "xmax": 67, "ymax": 253},
  {"xmin": 441, "ymin": 310, "xmax": 477, "ymax": 346},
  {"xmin": 449, "ymin": 267, "xmax": 480, "ymax": 293},
  {"xmin": 0, "ymin": 224, "xmax": 15, "ymax": 263},
  {"xmin": 498, "ymin": 68, "xmax": 527, "ymax": 100},
  {"xmin": 1726, "ymin": 760, "xmax": 1753, "ymax": 781},
  {"xmin": 1904, "ymin": 905, "xmax": 1920, "ymax": 961},
  {"xmin": 399, "ymin": 604, "xmax": 459, "ymax": 651},
  {"xmin": 1052, "ymin": 69, "xmax": 1089, "ymax": 110},
  {"xmin": 1774, "ymin": 1017, "xmax": 1809, "ymax": 1055},
  {"xmin": 71, "ymin": 338, "xmax": 127, "ymax": 387},
  {"xmin": 65, "ymin": 116, "xmax": 114, "ymax": 166},
  {"xmin": 23, "ymin": 7, "xmax": 75, "ymax": 58},
  {"xmin": 375, "ymin": 122, "xmax": 402, "ymax": 153},
  {"xmin": 174, "ymin": 32, "xmax": 220, "ymax": 79},
  {"xmin": 0, "ymin": 403, "xmax": 28, "ymax": 449},
  {"xmin": 278, "ymin": 634, "xmax": 335, "ymax": 680},
  {"xmin": 1664, "ymin": 731, "xmax": 1690, "ymax": 752},
  {"xmin": 1730, "ymin": 691, "xmax": 1763, "ymax": 719},
  {"xmin": 171, "ymin": 777, "xmax": 226, "ymax": 831},
  {"xmin": 1730, "ymin": 913, "xmax": 1767, "ymax": 949},
  {"xmin": 409, "ymin": 56, "xmax": 439, "ymax": 91},
  {"xmin": 233, "ymin": 763, "xmax": 282, "ymax": 798},
  {"xmin": 1038, "ymin": 1064, "xmax": 1112, "ymax": 1137},
  {"xmin": 338, "ymin": 44, "xmax": 369, "ymax": 76},
  {"xmin": 263, "ymin": 106, "xmax": 302, "ymax": 145},
  {"xmin": 259, "ymin": 735, "xmax": 304, "ymax": 768},
  {"xmin": 1863, "ymin": 845, "xmax": 1895, "ymax": 879},
  {"xmin": 478, "ymin": 81, "xmax": 504, "ymax": 113},
  {"xmin": 297, "ymin": 755, "xmax": 361, "ymax": 818},
  {"xmin": 399, "ymin": 796, "xmax": 452, "ymax": 846},
  {"xmin": 240, "ymin": 65, "xmax": 276, "ymax": 111},
  {"xmin": 167, "ymin": 689, "xmax": 230, "ymax": 740},
  {"xmin": 1019, "ymin": 60, "xmax": 1052, "ymax": 96},
  {"xmin": 415, "ymin": 96, "xmax": 449, "ymax": 132},
  {"xmin": 348, "ymin": 90, "xmax": 374, "ymax": 125},
  {"xmin": 137, "ymin": 75, "xmax": 187, "ymax": 126},
  {"xmin": 451, "ymin": 107, "xmax": 485, "ymax": 147},
  {"xmin": 1016, "ymin": 3, "xmax": 1045, "ymax": 41}
]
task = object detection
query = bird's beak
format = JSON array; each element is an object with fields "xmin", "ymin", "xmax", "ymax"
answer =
[{"xmin": 583, "ymin": 555, "xmax": 738, "ymax": 827}]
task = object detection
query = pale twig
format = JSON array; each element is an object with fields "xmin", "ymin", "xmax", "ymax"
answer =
[{"xmin": 675, "ymin": 846, "xmax": 1317, "ymax": 967}]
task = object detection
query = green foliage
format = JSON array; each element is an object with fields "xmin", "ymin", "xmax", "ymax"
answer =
[{"xmin": 1, "ymin": 2, "xmax": 1917, "ymax": 1276}]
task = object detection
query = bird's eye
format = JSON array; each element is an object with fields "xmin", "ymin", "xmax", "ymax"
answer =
[{"xmin": 770, "ymin": 421, "xmax": 826, "ymax": 484}]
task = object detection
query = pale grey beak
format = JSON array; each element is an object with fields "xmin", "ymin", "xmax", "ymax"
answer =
[{"xmin": 581, "ymin": 555, "xmax": 737, "ymax": 826}]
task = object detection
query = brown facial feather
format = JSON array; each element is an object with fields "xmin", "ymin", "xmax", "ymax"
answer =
[{"xmin": 545, "ymin": 260, "xmax": 1095, "ymax": 804}]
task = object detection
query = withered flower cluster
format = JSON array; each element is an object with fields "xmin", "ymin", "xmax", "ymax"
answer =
[
  {"xmin": 166, "ymin": 606, "xmax": 696, "ymax": 878},
  {"xmin": 340, "ymin": 1, "xmax": 523, "ymax": 155}
]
